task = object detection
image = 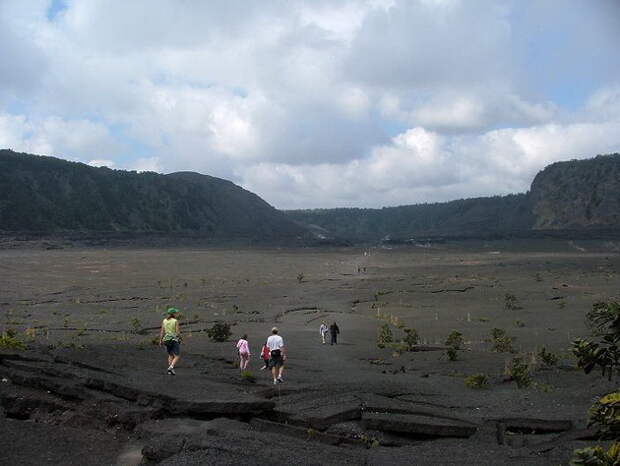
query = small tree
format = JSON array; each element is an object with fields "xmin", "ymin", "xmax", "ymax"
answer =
[
  {"xmin": 206, "ymin": 321, "xmax": 232, "ymax": 342},
  {"xmin": 402, "ymin": 328, "xmax": 419, "ymax": 351},
  {"xmin": 491, "ymin": 328, "xmax": 515, "ymax": 353},
  {"xmin": 505, "ymin": 356, "xmax": 531, "ymax": 388},
  {"xmin": 377, "ymin": 323, "xmax": 393, "ymax": 349},
  {"xmin": 445, "ymin": 330, "xmax": 464, "ymax": 361},
  {"xmin": 572, "ymin": 301, "xmax": 620, "ymax": 380},
  {"xmin": 504, "ymin": 293, "xmax": 522, "ymax": 310}
]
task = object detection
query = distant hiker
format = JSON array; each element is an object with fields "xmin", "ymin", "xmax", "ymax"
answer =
[
  {"xmin": 159, "ymin": 307, "xmax": 181, "ymax": 375},
  {"xmin": 329, "ymin": 321, "xmax": 340, "ymax": 345},
  {"xmin": 267, "ymin": 327, "xmax": 286, "ymax": 384},
  {"xmin": 236, "ymin": 334, "xmax": 251, "ymax": 371},
  {"xmin": 319, "ymin": 321, "xmax": 329, "ymax": 344},
  {"xmin": 260, "ymin": 341, "xmax": 270, "ymax": 370}
]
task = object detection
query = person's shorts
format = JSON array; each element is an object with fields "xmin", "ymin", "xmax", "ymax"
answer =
[
  {"xmin": 164, "ymin": 340, "xmax": 180, "ymax": 356},
  {"xmin": 268, "ymin": 355, "xmax": 284, "ymax": 368}
]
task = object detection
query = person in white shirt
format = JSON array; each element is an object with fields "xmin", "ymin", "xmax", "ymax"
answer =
[
  {"xmin": 267, "ymin": 327, "xmax": 286, "ymax": 384},
  {"xmin": 319, "ymin": 321, "xmax": 329, "ymax": 344}
]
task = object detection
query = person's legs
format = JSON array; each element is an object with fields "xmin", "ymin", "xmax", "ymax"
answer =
[
  {"xmin": 271, "ymin": 365, "xmax": 278, "ymax": 383},
  {"xmin": 277, "ymin": 364, "xmax": 284, "ymax": 381}
]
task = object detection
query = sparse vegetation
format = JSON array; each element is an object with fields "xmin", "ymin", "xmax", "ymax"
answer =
[
  {"xmin": 377, "ymin": 323, "xmax": 393, "ymax": 349},
  {"xmin": 402, "ymin": 327, "xmax": 419, "ymax": 351},
  {"xmin": 206, "ymin": 321, "xmax": 232, "ymax": 342},
  {"xmin": 464, "ymin": 374, "xmax": 489, "ymax": 389},
  {"xmin": 0, "ymin": 332, "xmax": 25, "ymax": 350},
  {"xmin": 572, "ymin": 301, "xmax": 620, "ymax": 380},
  {"xmin": 570, "ymin": 442, "xmax": 620, "ymax": 466},
  {"xmin": 538, "ymin": 347, "xmax": 559, "ymax": 366},
  {"xmin": 297, "ymin": 273, "xmax": 304, "ymax": 283},
  {"xmin": 445, "ymin": 330, "xmax": 464, "ymax": 361},
  {"xmin": 491, "ymin": 328, "xmax": 515, "ymax": 353},
  {"xmin": 240, "ymin": 370, "xmax": 256, "ymax": 383},
  {"xmin": 130, "ymin": 317, "xmax": 142, "ymax": 333},
  {"xmin": 505, "ymin": 356, "xmax": 531, "ymax": 388},
  {"xmin": 504, "ymin": 293, "xmax": 522, "ymax": 310},
  {"xmin": 588, "ymin": 391, "xmax": 620, "ymax": 438}
]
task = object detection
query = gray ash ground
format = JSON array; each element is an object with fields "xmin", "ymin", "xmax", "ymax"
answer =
[{"xmin": 0, "ymin": 240, "xmax": 618, "ymax": 465}]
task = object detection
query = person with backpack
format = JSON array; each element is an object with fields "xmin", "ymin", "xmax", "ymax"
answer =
[
  {"xmin": 267, "ymin": 327, "xmax": 286, "ymax": 384},
  {"xmin": 260, "ymin": 341, "xmax": 270, "ymax": 370},
  {"xmin": 159, "ymin": 307, "xmax": 181, "ymax": 375},
  {"xmin": 329, "ymin": 321, "xmax": 340, "ymax": 345}
]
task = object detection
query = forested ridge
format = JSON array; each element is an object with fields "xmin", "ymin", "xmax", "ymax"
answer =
[
  {"xmin": 0, "ymin": 149, "xmax": 302, "ymax": 239},
  {"xmin": 286, "ymin": 153, "xmax": 620, "ymax": 241}
]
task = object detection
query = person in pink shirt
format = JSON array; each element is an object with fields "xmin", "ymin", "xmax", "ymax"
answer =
[{"xmin": 236, "ymin": 334, "xmax": 250, "ymax": 371}]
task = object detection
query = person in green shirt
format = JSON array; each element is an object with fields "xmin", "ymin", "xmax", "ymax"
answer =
[{"xmin": 159, "ymin": 307, "xmax": 181, "ymax": 375}]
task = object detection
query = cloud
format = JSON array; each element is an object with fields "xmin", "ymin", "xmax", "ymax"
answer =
[
  {"xmin": 0, "ymin": 0, "xmax": 618, "ymax": 209},
  {"xmin": 239, "ymin": 116, "xmax": 620, "ymax": 209}
]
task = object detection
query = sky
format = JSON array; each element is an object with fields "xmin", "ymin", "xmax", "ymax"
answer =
[{"xmin": 1, "ymin": 0, "xmax": 619, "ymax": 209}]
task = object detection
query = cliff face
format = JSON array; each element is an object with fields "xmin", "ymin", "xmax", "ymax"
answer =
[
  {"xmin": 0, "ymin": 150, "xmax": 304, "ymax": 240},
  {"xmin": 530, "ymin": 154, "xmax": 620, "ymax": 230}
]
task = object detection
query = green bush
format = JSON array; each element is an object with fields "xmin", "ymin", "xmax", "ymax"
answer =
[
  {"xmin": 538, "ymin": 347, "xmax": 558, "ymax": 366},
  {"xmin": 464, "ymin": 374, "xmax": 489, "ymax": 389},
  {"xmin": 588, "ymin": 391, "xmax": 620, "ymax": 439},
  {"xmin": 445, "ymin": 330, "xmax": 464, "ymax": 361},
  {"xmin": 491, "ymin": 328, "xmax": 515, "ymax": 353},
  {"xmin": 377, "ymin": 323, "xmax": 393, "ymax": 349},
  {"xmin": 572, "ymin": 301, "xmax": 620, "ymax": 380},
  {"xmin": 570, "ymin": 442, "xmax": 620, "ymax": 466},
  {"xmin": 240, "ymin": 370, "xmax": 256, "ymax": 383},
  {"xmin": 0, "ymin": 333, "xmax": 25, "ymax": 350},
  {"xmin": 505, "ymin": 356, "xmax": 531, "ymax": 388},
  {"xmin": 504, "ymin": 293, "xmax": 522, "ymax": 310},
  {"xmin": 206, "ymin": 321, "xmax": 232, "ymax": 342},
  {"xmin": 403, "ymin": 327, "xmax": 419, "ymax": 350}
]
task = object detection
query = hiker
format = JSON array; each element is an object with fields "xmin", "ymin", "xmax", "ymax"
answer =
[
  {"xmin": 260, "ymin": 341, "xmax": 270, "ymax": 370},
  {"xmin": 236, "ymin": 334, "xmax": 251, "ymax": 371},
  {"xmin": 329, "ymin": 321, "xmax": 340, "ymax": 345},
  {"xmin": 267, "ymin": 327, "xmax": 286, "ymax": 384},
  {"xmin": 319, "ymin": 321, "xmax": 329, "ymax": 344},
  {"xmin": 159, "ymin": 307, "xmax": 181, "ymax": 375}
]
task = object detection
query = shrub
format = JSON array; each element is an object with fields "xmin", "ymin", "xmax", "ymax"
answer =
[
  {"xmin": 206, "ymin": 321, "xmax": 232, "ymax": 342},
  {"xmin": 240, "ymin": 370, "xmax": 256, "ymax": 383},
  {"xmin": 505, "ymin": 356, "xmax": 531, "ymax": 388},
  {"xmin": 296, "ymin": 273, "xmax": 304, "ymax": 283},
  {"xmin": 377, "ymin": 323, "xmax": 393, "ymax": 349},
  {"xmin": 572, "ymin": 301, "xmax": 620, "ymax": 380},
  {"xmin": 445, "ymin": 330, "xmax": 464, "ymax": 361},
  {"xmin": 588, "ymin": 391, "xmax": 620, "ymax": 439},
  {"xmin": 570, "ymin": 442, "xmax": 620, "ymax": 466},
  {"xmin": 491, "ymin": 328, "xmax": 515, "ymax": 353},
  {"xmin": 0, "ymin": 333, "xmax": 25, "ymax": 350},
  {"xmin": 130, "ymin": 317, "xmax": 142, "ymax": 334},
  {"xmin": 504, "ymin": 293, "xmax": 522, "ymax": 310},
  {"xmin": 403, "ymin": 328, "xmax": 419, "ymax": 350},
  {"xmin": 464, "ymin": 374, "xmax": 489, "ymax": 389},
  {"xmin": 538, "ymin": 347, "xmax": 559, "ymax": 366}
]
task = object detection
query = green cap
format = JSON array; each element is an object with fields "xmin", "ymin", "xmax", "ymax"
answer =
[{"xmin": 167, "ymin": 307, "xmax": 179, "ymax": 314}]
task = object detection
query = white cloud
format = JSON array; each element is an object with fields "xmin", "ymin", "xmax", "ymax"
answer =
[
  {"xmin": 88, "ymin": 159, "xmax": 115, "ymax": 168},
  {"xmin": 0, "ymin": 0, "xmax": 618, "ymax": 208},
  {"xmin": 239, "ymin": 117, "xmax": 620, "ymax": 209}
]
